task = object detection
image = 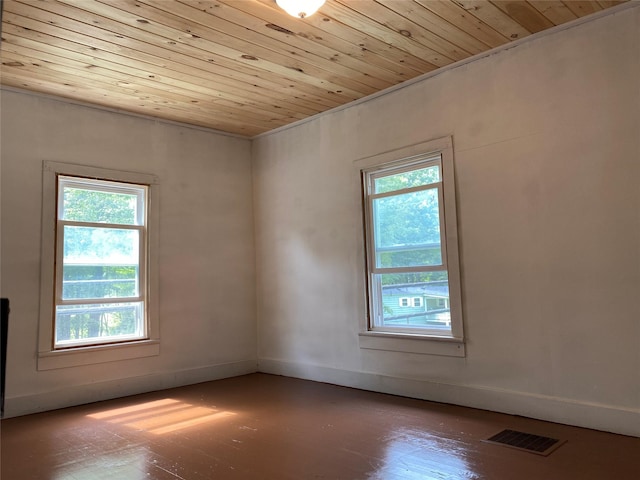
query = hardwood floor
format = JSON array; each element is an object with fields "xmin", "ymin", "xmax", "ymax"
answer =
[{"xmin": 1, "ymin": 373, "xmax": 638, "ymax": 479}]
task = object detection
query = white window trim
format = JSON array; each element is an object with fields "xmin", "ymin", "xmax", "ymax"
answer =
[
  {"xmin": 38, "ymin": 161, "xmax": 160, "ymax": 370},
  {"xmin": 355, "ymin": 136, "xmax": 465, "ymax": 358}
]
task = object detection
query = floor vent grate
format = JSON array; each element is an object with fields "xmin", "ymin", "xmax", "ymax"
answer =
[{"xmin": 483, "ymin": 429, "xmax": 566, "ymax": 456}]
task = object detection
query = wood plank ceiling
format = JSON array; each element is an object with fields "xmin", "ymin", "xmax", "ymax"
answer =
[{"xmin": 0, "ymin": 0, "xmax": 629, "ymax": 137}]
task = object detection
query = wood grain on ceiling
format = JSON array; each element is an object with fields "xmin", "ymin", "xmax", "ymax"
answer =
[{"xmin": 0, "ymin": 1, "xmax": 628, "ymax": 137}]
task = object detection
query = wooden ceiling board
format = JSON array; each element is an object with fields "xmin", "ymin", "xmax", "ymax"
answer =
[
  {"xmin": 2, "ymin": 15, "xmax": 320, "ymax": 122},
  {"xmin": 1, "ymin": 41, "xmax": 297, "ymax": 127},
  {"xmin": 148, "ymin": 0, "xmax": 400, "ymax": 88},
  {"xmin": 451, "ymin": 1, "xmax": 534, "ymax": 40},
  {"xmin": 597, "ymin": 1, "xmax": 627, "ymax": 6},
  {"xmin": 320, "ymin": 1, "xmax": 455, "ymax": 66},
  {"xmin": 491, "ymin": 1, "xmax": 555, "ymax": 33},
  {"xmin": 2, "ymin": 21, "xmax": 328, "ymax": 117},
  {"xmin": 0, "ymin": 59, "xmax": 271, "ymax": 134},
  {"xmin": 527, "ymin": 1, "xmax": 578, "ymax": 24},
  {"xmin": 0, "ymin": 0, "xmax": 630, "ymax": 137},
  {"xmin": 222, "ymin": 0, "xmax": 427, "ymax": 78},
  {"xmin": 334, "ymin": 0, "xmax": 471, "ymax": 61},
  {"xmin": 564, "ymin": 0, "xmax": 604, "ymax": 16},
  {"xmin": 0, "ymin": 48, "xmax": 279, "ymax": 128},
  {"xmin": 18, "ymin": 0, "xmax": 366, "ymax": 100},
  {"xmin": 415, "ymin": 0, "xmax": 511, "ymax": 48},
  {"xmin": 91, "ymin": 1, "xmax": 380, "ymax": 98},
  {"xmin": 378, "ymin": 0, "xmax": 492, "ymax": 55},
  {"xmin": 3, "ymin": 4, "xmax": 346, "ymax": 115}
]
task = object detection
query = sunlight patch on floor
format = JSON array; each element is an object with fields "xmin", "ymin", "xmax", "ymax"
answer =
[{"xmin": 87, "ymin": 398, "xmax": 236, "ymax": 435}]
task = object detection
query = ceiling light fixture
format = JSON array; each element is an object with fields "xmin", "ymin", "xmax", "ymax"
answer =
[{"xmin": 276, "ymin": 0, "xmax": 325, "ymax": 19}]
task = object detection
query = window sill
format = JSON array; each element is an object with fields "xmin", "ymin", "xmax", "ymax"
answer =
[
  {"xmin": 358, "ymin": 331, "xmax": 465, "ymax": 357},
  {"xmin": 37, "ymin": 339, "xmax": 160, "ymax": 371}
]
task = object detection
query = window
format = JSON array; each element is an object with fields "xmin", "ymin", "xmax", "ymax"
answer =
[
  {"xmin": 55, "ymin": 176, "xmax": 148, "ymax": 348},
  {"xmin": 398, "ymin": 297, "xmax": 423, "ymax": 308},
  {"xmin": 39, "ymin": 162, "xmax": 159, "ymax": 369},
  {"xmin": 360, "ymin": 137, "xmax": 464, "ymax": 346}
]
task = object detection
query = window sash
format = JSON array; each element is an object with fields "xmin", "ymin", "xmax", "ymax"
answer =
[
  {"xmin": 55, "ymin": 221, "xmax": 146, "ymax": 305},
  {"xmin": 368, "ymin": 183, "xmax": 447, "ymax": 274},
  {"xmin": 58, "ymin": 176, "xmax": 147, "ymax": 226},
  {"xmin": 362, "ymin": 151, "xmax": 460, "ymax": 338},
  {"xmin": 367, "ymin": 155, "xmax": 442, "ymax": 193},
  {"xmin": 368, "ymin": 271, "xmax": 451, "ymax": 335},
  {"xmin": 54, "ymin": 176, "xmax": 149, "ymax": 348}
]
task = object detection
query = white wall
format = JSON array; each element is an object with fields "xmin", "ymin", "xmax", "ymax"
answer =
[
  {"xmin": 252, "ymin": 7, "xmax": 640, "ymax": 436},
  {"xmin": 0, "ymin": 91, "xmax": 257, "ymax": 415}
]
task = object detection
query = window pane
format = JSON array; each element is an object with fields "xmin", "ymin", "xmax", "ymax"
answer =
[
  {"xmin": 374, "ymin": 165, "xmax": 440, "ymax": 194},
  {"xmin": 62, "ymin": 186, "xmax": 140, "ymax": 225},
  {"xmin": 55, "ymin": 302, "xmax": 144, "ymax": 345},
  {"xmin": 63, "ymin": 225, "xmax": 139, "ymax": 267},
  {"xmin": 62, "ymin": 265, "xmax": 138, "ymax": 300},
  {"xmin": 373, "ymin": 188, "xmax": 442, "ymax": 268},
  {"xmin": 376, "ymin": 272, "xmax": 450, "ymax": 330}
]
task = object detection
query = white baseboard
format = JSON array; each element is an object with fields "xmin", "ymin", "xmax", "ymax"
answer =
[
  {"xmin": 6, "ymin": 358, "xmax": 638, "ymax": 438},
  {"xmin": 258, "ymin": 358, "xmax": 640, "ymax": 438},
  {"xmin": 3, "ymin": 359, "xmax": 258, "ymax": 418}
]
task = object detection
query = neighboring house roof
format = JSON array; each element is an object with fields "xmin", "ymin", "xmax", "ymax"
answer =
[{"xmin": 382, "ymin": 282, "xmax": 449, "ymax": 298}]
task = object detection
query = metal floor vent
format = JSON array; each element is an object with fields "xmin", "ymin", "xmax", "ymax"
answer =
[{"xmin": 483, "ymin": 429, "xmax": 566, "ymax": 456}]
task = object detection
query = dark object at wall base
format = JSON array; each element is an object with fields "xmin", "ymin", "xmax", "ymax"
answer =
[{"xmin": 1, "ymin": 298, "xmax": 9, "ymax": 418}]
